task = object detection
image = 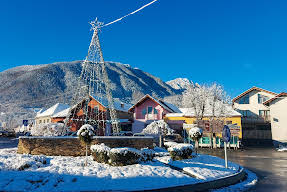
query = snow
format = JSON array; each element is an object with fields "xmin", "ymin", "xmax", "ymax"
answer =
[
  {"xmin": 90, "ymin": 94, "xmax": 132, "ymax": 112},
  {"xmin": 110, "ymin": 147, "xmax": 142, "ymax": 156},
  {"xmin": 277, "ymin": 145, "xmax": 287, "ymax": 152},
  {"xmin": 0, "ymin": 148, "xmax": 196, "ymax": 191},
  {"xmin": 167, "ymin": 143, "xmax": 194, "ymax": 153},
  {"xmin": 31, "ymin": 123, "xmax": 65, "ymax": 136},
  {"xmin": 90, "ymin": 143, "xmax": 111, "ymax": 153},
  {"xmin": 212, "ymin": 168, "xmax": 257, "ymax": 192},
  {"xmin": 141, "ymin": 120, "xmax": 174, "ymax": 135},
  {"xmin": 77, "ymin": 124, "xmax": 95, "ymax": 137},
  {"xmin": 189, "ymin": 127, "xmax": 203, "ymax": 138},
  {"xmin": 0, "ymin": 146, "xmax": 253, "ymax": 191},
  {"xmin": 166, "ymin": 78, "xmax": 192, "ymax": 90},
  {"xmin": 52, "ymin": 108, "xmax": 70, "ymax": 118},
  {"xmin": 157, "ymin": 154, "xmax": 239, "ymax": 181},
  {"xmin": 36, "ymin": 103, "xmax": 70, "ymax": 118}
]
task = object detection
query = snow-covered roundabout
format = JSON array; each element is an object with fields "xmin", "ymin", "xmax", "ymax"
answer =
[{"xmin": 0, "ymin": 146, "xmax": 257, "ymax": 191}]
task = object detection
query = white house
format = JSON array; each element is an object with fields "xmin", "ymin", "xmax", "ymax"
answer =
[
  {"xmin": 232, "ymin": 86, "xmax": 278, "ymax": 144},
  {"xmin": 264, "ymin": 93, "xmax": 287, "ymax": 146},
  {"xmin": 35, "ymin": 103, "xmax": 70, "ymax": 125}
]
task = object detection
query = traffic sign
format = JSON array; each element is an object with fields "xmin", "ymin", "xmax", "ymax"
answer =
[{"xmin": 222, "ymin": 125, "xmax": 231, "ymax": 143}]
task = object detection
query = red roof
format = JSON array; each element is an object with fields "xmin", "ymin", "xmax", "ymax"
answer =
[
  {"xmin": 233, "ymin": 86, "xmax": 277, "ymax": 103},
  {"xmin": 263, "ymin": 92, "xmax": 287, "ymax": 106}
]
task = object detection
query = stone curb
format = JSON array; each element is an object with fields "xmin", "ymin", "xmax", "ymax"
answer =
[{"xmin": 138, "ymin": 167, "xmax": 246, "ymax": 192}]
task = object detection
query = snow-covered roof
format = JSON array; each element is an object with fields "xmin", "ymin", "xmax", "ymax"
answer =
[
  {"xmin": 90, "ymin": 95, "xmax": 132, "ymax": 112},
  {"xmin": 166, "ymin": 106, "xmax": 241, "ymax": 117},
  {"xmin": 129, "ymin": 94, "xmax": 181, "ymax": 113},
  {"xmin": 36, "ymin": 103, "xmax": 70, "ymax": 118},
  {"xmin": 52, "ymin": 108, "xmax": 70, "ymax": 118}
]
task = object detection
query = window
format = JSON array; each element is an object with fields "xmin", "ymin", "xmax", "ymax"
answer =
[
  {"xmin": 226, "ymin": 120, "xmax": 232, "ymax": 124},
  {"xmin": 258, "ymin": 94, "xmax": 269, "ymax": 104},
  {"xmin": 43, "ymin": 120, "xmax": 45, "ymax": 123},
  {"xmin": 238, "ymin": 110, "xmax": 252, "ymax": 117},
  {"xmin": 238, "ymin": 95, "xmax": 249, "ymax": 104},
  {"xmin": 142, "ymin": 108, "xmax": 147, "ymax": 115},
  {"xmin": 47, "ymin": 119, "xmax": 49, "ymax": 123},
  {"xmin": 154, "ymin": 108, "xmax": 158, "ymax": 114},
  {"xmin": 94, "ymin": 105, "xmax": 99, "ymax": 113},
  {"xmin": 273, "ymin": 118, "xmax": 279, "ymax": 122},
  {"xmin": 39, "ymin": 120, "xmax": 42, "ymax": 124},
  {"xmin": 147, "ymin": 106, "xmax": 153, "ymax": 114},
  {"xmin": 259, "ymin": 110, "xmax": 270, "ymax": 117}
]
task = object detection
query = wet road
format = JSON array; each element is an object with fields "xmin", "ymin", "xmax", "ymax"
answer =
[{"xmin": 198, "ymin": 147, "xmax": 287, "ymax": 192}]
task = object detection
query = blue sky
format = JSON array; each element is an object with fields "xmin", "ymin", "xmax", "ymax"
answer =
[{"xmin": 0, "ymin": 0, "xmax": 286, "ymax": 97}]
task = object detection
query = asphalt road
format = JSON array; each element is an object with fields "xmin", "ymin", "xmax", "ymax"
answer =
[{"xmin": 198, "ymin": 147, "xmax": 287, "ymax": 192}]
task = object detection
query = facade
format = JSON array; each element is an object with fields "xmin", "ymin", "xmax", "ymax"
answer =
[
  {"xmin": 165, "ymin": 107, "xmax": 242, "ymax": 148},
  {"xmin": 35, "ymin": 103, "xmax": 70, "ymax": 126},
  {"xmin": 67, "ymin": 95, "xmax": 133, "ymax": 135},
  {"xmin": 264, "ymin": 93, "xmax": 287, "ymax": 146},
  {"xmin": 232, "ymin": 87, "xmax": 277, "ymax": 144},
  {"xmin": 128, "ymin": 94, "xmax": 181, "ymax": 133}
]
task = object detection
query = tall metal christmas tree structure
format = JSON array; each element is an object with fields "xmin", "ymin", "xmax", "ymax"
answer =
[{"xmin": 64, "ymin": 18, "xmax": 119, "ymax": 134}]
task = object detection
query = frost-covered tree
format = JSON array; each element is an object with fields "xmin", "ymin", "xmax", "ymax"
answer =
[
  {"xmin": 189, "ymin": 126, "xmax": 203, "ymax": 155},
  {"xmin": 77, "ymin": 124, "xmax": 95, "ymax": 166},
  {"xmin": 183, "ymin": 82, "xmax": 232, "ymax": 148},
  {"xmin": 141, "ymin": 120, "xmax": 174, "ymax": 147},
  {"xmin": 31, "ymin": 123, "xmax": 65, "ymax": 136}
]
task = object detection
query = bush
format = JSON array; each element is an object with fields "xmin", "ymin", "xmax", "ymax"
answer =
[
  {"xmin": 77, "ymin": 124, "xmax": 95, "ymax": 144},
  {"xmin": 164, "ymin": 141, "xmax": 178, "ymax": 149},
  {"xmin": 167, "ymin": 143, "xmax": 194, "ymax": 160},
  {"xmin": 109, "ymin": 148, "xmax": 142, "ymax": 166},
  {"xmin": 141, "ymin": 148, "xmax": 155, "ymax": 161},
  {"xmin": 90, "ymin": 144, "xmax": 111, "ymax": 163}
]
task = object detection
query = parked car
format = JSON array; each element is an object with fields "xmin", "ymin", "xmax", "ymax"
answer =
[
  {"xmin": 133, "ymin": 133, "xmax": 145, "ymax": 137},
  {"xmin": 0, "ymin": 130, "xmax": 8, "ymax": 137},
  {"xmin": 164, "ymin": 134, "xmax": 183, "ymax": 143}
]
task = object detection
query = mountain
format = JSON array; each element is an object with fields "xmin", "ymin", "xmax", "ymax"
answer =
[
  {"xmin": 0, "ymin": 61, "xmax": 182, "ymax": 122},
  {"xmin": 166, "ymin": 78, "xmax": 192, "ymax": 90}
]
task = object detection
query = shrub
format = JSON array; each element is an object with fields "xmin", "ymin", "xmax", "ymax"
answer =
[
  {"xmin": 90, "ymin": 144, "xmax": 111, "ymax": 164},
  {"xmin": 168, "ymin": 143, "xmax": 194, "ymax": 160},
  {"xmin": 77, "ymin": 124, "xmax": 95, "ymax": 144},
  {"xmin": 164, "ymin": 141, "xmax": 178, "ymax": 149},
  {"xmin": 141, "ymin": 148, "xmax": 155, "ymax": 161},
  {"xmin": 109, "ymin": 148, "xmax": 142, "ymax": 166}
]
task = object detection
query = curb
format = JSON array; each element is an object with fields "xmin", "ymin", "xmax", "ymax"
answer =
[{"xmin": 140, "ymin": 167, "xmax": 246, "ymax": 192}]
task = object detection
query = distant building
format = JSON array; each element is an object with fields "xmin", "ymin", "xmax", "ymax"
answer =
[
  {"xmin": 35, "ymin": 103, "xmax": 70, "ymax": 125},
  {"xmin": 128, "ymin": 94, "xmax": 181, "ymax": 133},
  {"xmin": 232, "ymin": 86, "xmax": 277, "ymax": 145},
  {"xmin": 264, "ymin": 93, "xmax": 287, "ymax": 146},
  {"xmin": 67, "ymin": 95, "xmax": 133, "ymax": 135},
  {"xmin": 165, "ymin": 107, "xmax": 242, "ymax": 148}
]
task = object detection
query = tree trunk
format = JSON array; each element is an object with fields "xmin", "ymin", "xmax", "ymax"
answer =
[{"xmin": 85, "ymin": 144, "xmax": 88, "ymax": 166}]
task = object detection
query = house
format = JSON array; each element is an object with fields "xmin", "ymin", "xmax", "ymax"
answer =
[
  {"xmin": 232, "ymin": 86, "xmax": 277, "ymax": 145},
  {"xmin": 67, "ymin": 95, "xmax": 133, "ymax": 135},
  {"xmin": 128, "ymin": 94, "xmax": 181, "ymax": 133},
  {"xmin": 35, "ymin": 103, "xmax": 70, "ymax": 125},
  {"xmin": 165, "ymin": 107, "xmax": 242, "ymax": 148},
  {"xmin": 264, "ymin": 93, "xmax": 287, "ymax": 146}
]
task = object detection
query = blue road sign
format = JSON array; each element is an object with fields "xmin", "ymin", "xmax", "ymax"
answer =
[
  {"xmin": 222, "ymin": 125, "xmax": 231, "ymax": 143},
  {"xmin": 23, "ymin": 120, "xmax": 28, "ymax": 126}
]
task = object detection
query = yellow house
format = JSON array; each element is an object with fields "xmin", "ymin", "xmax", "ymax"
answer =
[{"xmin": 164, "ymin": 107, "xmax": 242, "ymax": 147}]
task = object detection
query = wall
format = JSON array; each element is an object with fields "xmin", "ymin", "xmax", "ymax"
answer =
[
  {"xmin": 269, "ymin": 98, "xmax": 287, "ymax": 143},
  {"xmin": 17, "ymin": 136, "xmax": 154, "ymax": 156}
]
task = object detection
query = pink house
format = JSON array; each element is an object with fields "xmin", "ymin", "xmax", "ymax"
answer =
[{"xmin": 128, "ymin": 94, "xmax": 181, "ymax": 133}]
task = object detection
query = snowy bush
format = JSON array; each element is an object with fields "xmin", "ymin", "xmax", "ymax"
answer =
[
  {"xmin": 141, "ymin": 120, "xmax": 174, "ymax": 136},
  {"xmin": 31, "ymin": 123, "xmax": 65, "ymax": 136},
  {"xmin": 77, "ymin": 124, "xmax": 95, "ymax": 144},
  {"xmin": 90, "ymin": 144, "xmax": 111, "ymax": 163},
  {"xmin": 167, "ymin": 143, "xmax": 194, "ymax": 160},
  {"xmin": 189, "ymin": 127, "xmax": 203, "ymax": 139},
  {"xmin": 164, "ymin": 141, "xmax": 178, "ymax": 148},
  {"xmin": 141, "ymin": 148, "xmax": 155, "ymax": 161},
  {"xmin": 109, "ymin": 148, "xmax": 142, "ymax": 166}
]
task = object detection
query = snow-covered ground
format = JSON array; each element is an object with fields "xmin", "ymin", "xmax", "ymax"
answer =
[
  {"xmin": 0, "ymin": 147, "xmax": 254, "ymax": 191},
  {"xmin": 156, "ymin": 154, "xmax": 239, "ymax": 180}
]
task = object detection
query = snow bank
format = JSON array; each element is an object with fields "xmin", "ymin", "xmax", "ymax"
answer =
[{"xmin": 90, "ymin": 143, "xmax": 111, "ymax": 153}]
